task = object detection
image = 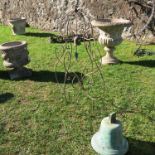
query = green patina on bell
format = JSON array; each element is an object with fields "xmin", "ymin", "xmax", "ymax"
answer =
[{"xmin": 91, "ymin": 112, "xmax": 128, "ymax": 155}]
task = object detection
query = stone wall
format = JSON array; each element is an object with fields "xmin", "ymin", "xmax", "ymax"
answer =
[
  {"xmin": 0, "ymin": 0, "xmax": 154, "ymax": 42},
  {"xmin": 0, "ymin": 0, "xmax": 124, "ymax": 30}
]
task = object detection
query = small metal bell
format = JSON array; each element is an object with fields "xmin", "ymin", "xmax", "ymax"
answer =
[{"xmin": 91, "ymin": 112, "xmax": 128, "ymax": 155}]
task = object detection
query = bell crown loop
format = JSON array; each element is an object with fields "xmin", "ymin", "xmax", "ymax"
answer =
[{"xmin": 109, "ymin": 112, "xmax": 117, "ymax": 124}]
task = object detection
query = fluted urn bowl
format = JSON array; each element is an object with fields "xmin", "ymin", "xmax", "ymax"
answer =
[
  {"xmin": 91, "ymin": 18, "xmax": 131, "ymax": 65},
  {"xmin": 0, "ymin": 41, "xmax": 32, "ymax": 79},
  {"xmin": 8, "ymin": 18, "xmax": 26, "ymax": 35}
]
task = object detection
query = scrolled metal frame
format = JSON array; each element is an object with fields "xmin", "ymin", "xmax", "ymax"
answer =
[{"xmin": 54, "ymin": 3, "xmax": 105, "ymax": 106}]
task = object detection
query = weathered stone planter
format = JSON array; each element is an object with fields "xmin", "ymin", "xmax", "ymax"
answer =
[
  {"xmin": 8, "ymin": 18, "xmax": 26, "ymax": 35},
  {"xmin": 91, "ymin": 18, "xmax": 131, "ymax": 65},
  {"xmin": 0, "ymin": 41, "xmax": 32, "ymax": 80}
]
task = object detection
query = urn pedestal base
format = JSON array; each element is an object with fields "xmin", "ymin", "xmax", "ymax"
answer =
[
  {"xmin": 100, "ymin": 56, "xmax": 119, "ymax": 65},
  {"xmin": 9, "ymin": 67, "xmax": 32, "ymax": 80},
  {"xmin": 100, "ymin": 47, "xmax": 120, "ymax": 65}
]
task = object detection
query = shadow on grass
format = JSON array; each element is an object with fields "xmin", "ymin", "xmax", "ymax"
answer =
[
  {"xmin": 0, "ymin": 71, "xmax": 9, "ymax": 80},
  {"xmin": 127, "ymin": 138, "xmax": 155, "ymax": 155},
  {"xmin": 123, "ymin": 60, "xmax": 155, "ymax": 67},
  {"xmin": 23, "ymin": 32, "xmax": 55, "ymax": 38},
  {"xmin": 30, "ymin": 71, "xmax": 85, "ymax": 84},
  {"xmin": 23, "ymin": 32, "xmax": 65, "ymax": 43},
  {"xmin": 0, "ymin": 93, "xmax": 14, "ymax": 104},
  {"xmin": 0, "ymin": 70, "xmax": 84, "ymax": 84}
]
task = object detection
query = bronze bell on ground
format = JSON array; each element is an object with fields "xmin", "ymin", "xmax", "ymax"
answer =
[{"xmin": 91, "ymin": 112, "xmax": 128, "ymax": 155}]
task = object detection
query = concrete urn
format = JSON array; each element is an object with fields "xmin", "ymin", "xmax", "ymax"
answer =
[
  {"xmin": 91, "ymin": 113, "xmax": 128, "ymax": 155},
  {"xmin": 0, "ymin": 41, "xmax": 32, "ymax": 80},
  {"xmin": 8, "ymin": 18, "xmax": 26, "ymax": 35},
  {"xmin": 91, "ymin": 18, "xmax": 131, "ymax": 65}
]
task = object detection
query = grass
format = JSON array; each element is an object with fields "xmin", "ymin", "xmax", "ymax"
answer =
[{"xmin": 0, "ymin": 24, "xmax": 155, "ymax": 155}]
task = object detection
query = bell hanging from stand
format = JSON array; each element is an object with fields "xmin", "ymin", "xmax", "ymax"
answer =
[{"xmin": 91, "ymin": 112, "xmax": 128, "ymax": 155}]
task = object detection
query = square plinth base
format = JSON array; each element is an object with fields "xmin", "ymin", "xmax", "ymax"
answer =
[{"xmin": 100, "ymin": 56, "xmax": 120, "ymax": 65}]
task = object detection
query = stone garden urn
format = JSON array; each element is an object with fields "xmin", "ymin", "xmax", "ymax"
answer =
[
  {"xmin": 0, "ymin": 41, "xmax": 32, "ymax": 80},
  {"xmin": 8, "ymin": 18, "xmax": 26, "ymax": 35},
  {"xmin": 91, "ymin": 18, "xmax": 131, "ymax": 65}
]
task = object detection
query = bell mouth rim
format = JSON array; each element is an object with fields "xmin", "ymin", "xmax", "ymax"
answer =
[
  {"xmin": 91, "ymin": 132, "xmax": 129, "ymax": 155},
  {"xmin": 0, "ymin": 41, "xmax": 27, "ymax": 50}
]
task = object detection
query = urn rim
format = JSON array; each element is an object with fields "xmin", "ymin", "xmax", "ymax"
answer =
[
  {"xmin": 0, "ymin": 41, "xmax": 27, "ymax": 50},
  {"xmin": 8, "ymin": 17, "xmax": 26, "ymax": 23},
  {"xmin": 91, "ymin": 18, "xmax": 132, "ymax": 28}
]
